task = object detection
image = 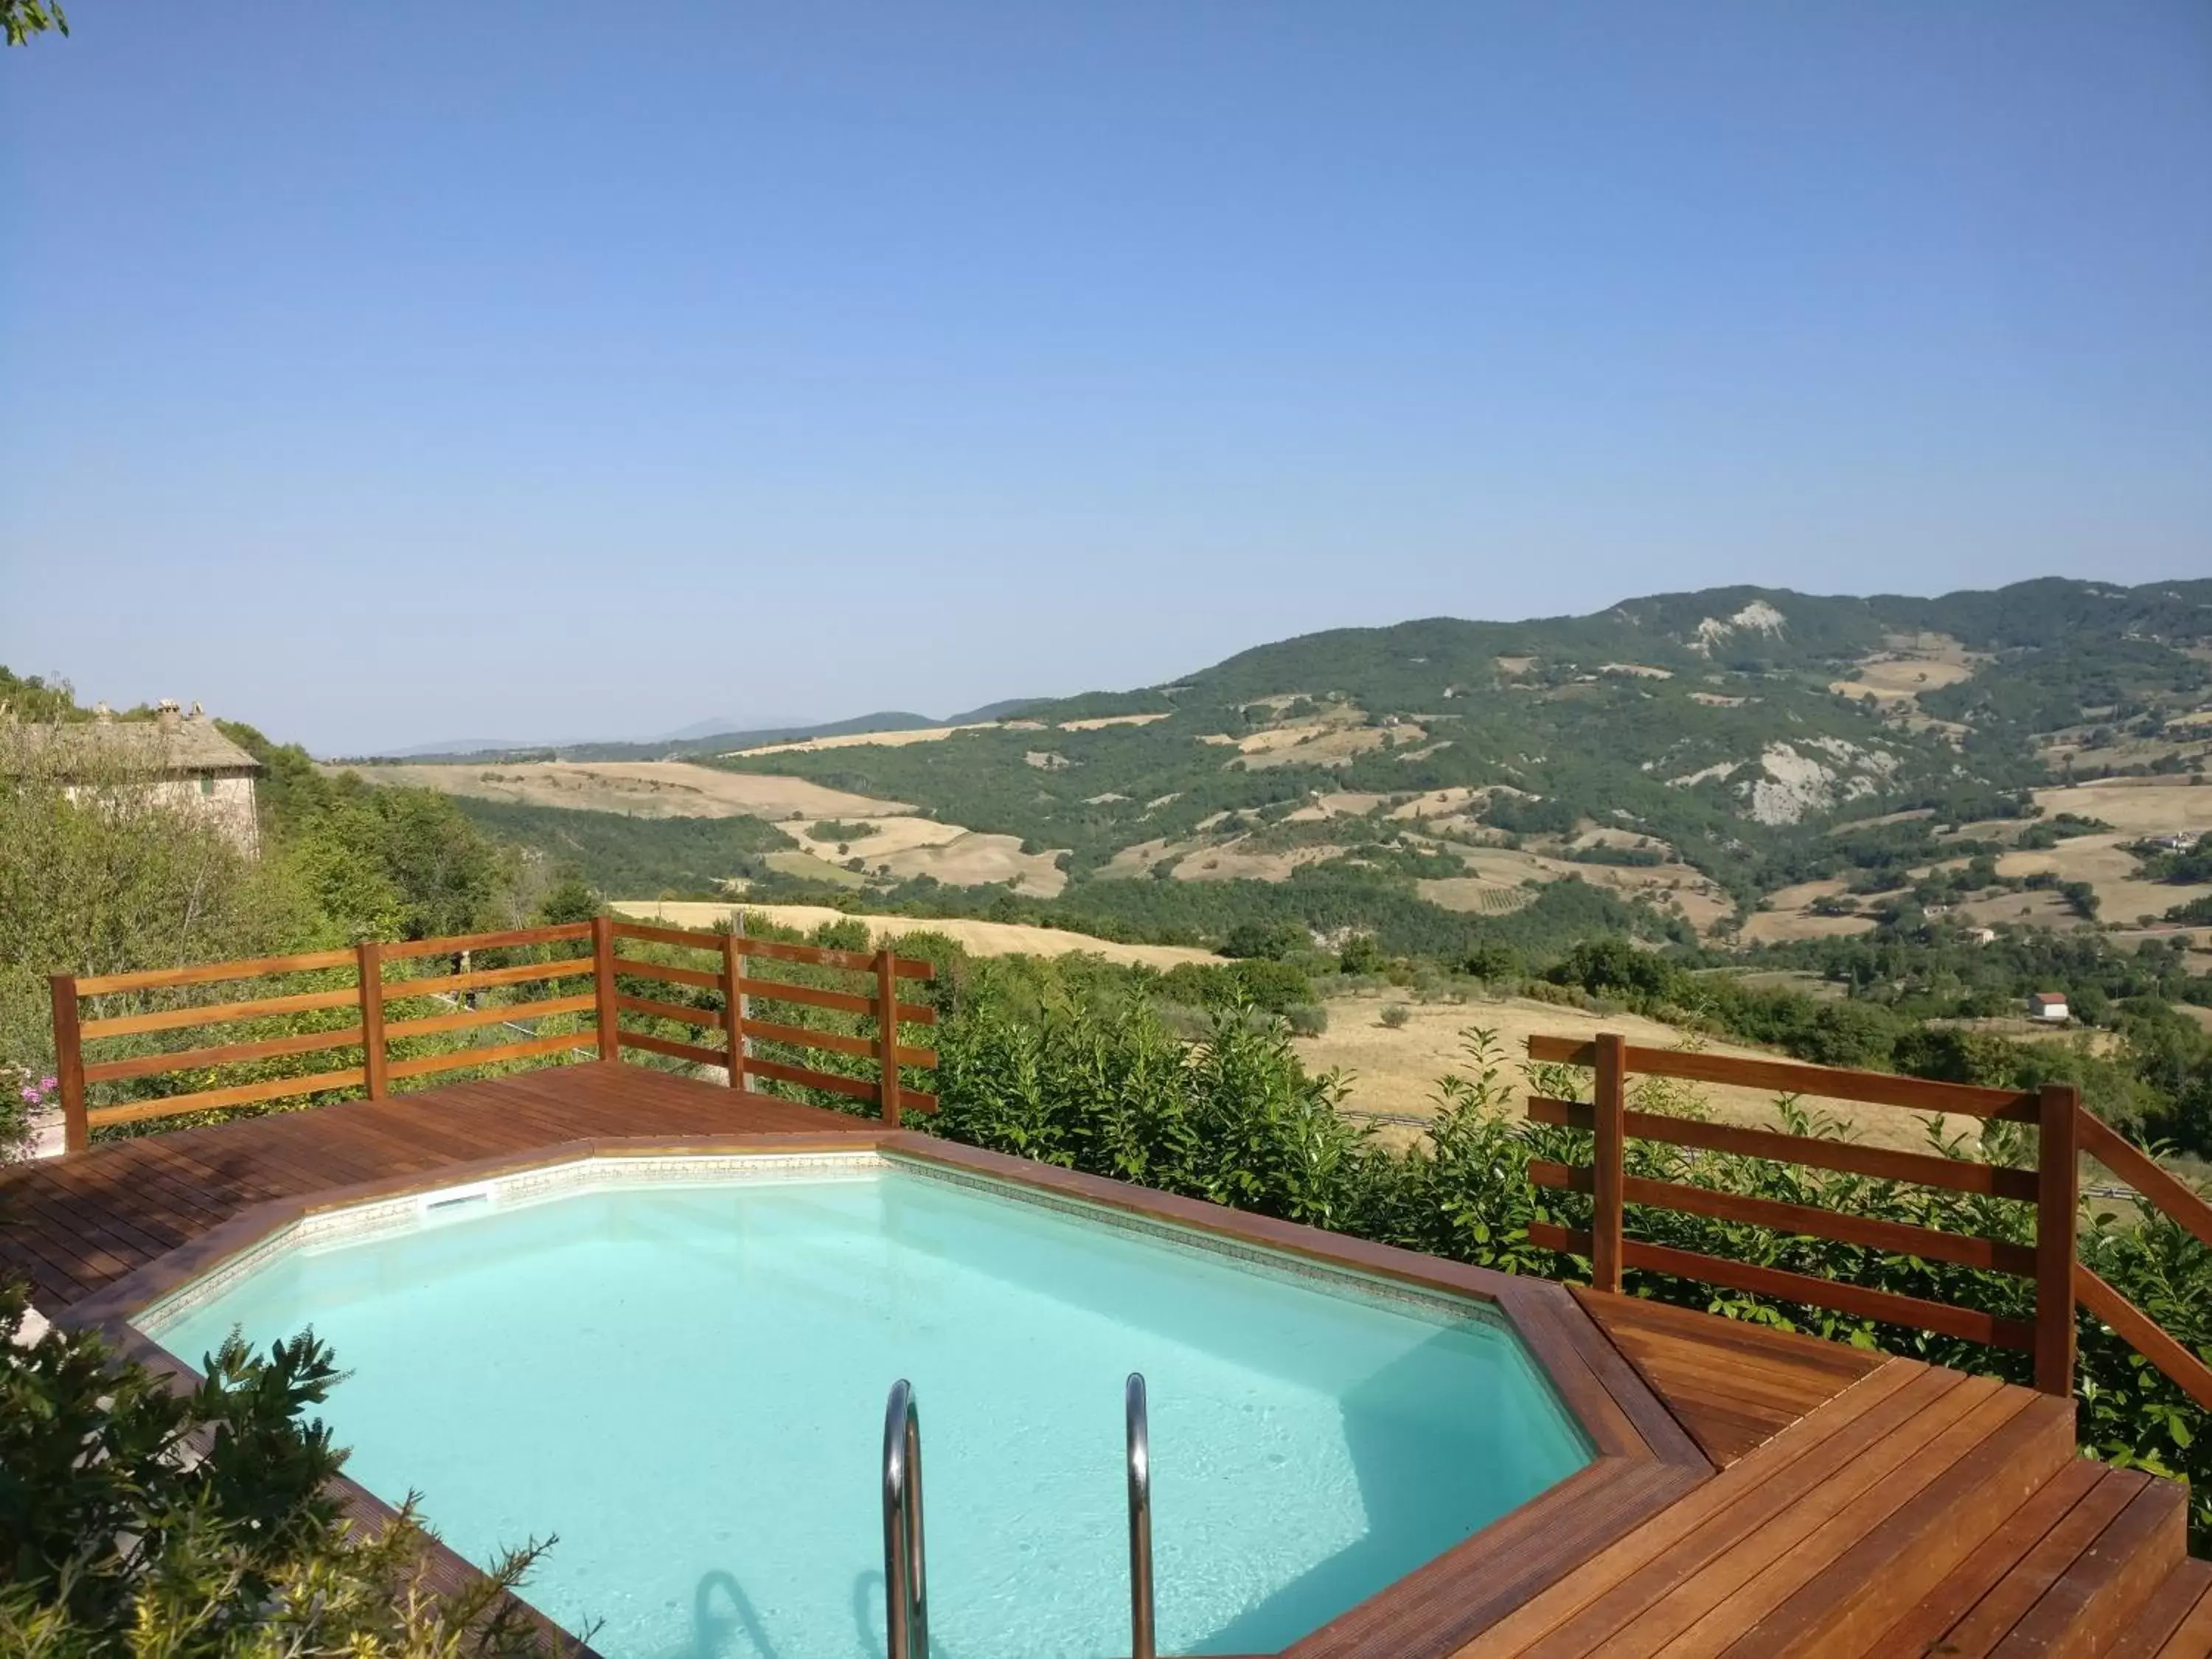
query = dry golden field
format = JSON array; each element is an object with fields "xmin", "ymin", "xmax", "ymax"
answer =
[
  {"xmin": 726, "ymin": 723, "xmax": 991, "ymax": 758},
  {"xmin": 341, "ymin": 760, "xmax": 908, "ymax": 821},
  {"xmin": 1298, "ymin": 992, "xmax": 1990, "ymax": 1153},
  {"xmin": 611, "ymin": 900, "xmax": 1220, "ymax": 967}
]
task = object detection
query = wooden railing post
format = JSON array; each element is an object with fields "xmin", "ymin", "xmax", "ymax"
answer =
[
  {"xmin": 355, "ymin": 939, "xmax": 388, "ymax": 1099},
  {"xmin": 1591, "ymin": 1032, "xmax": 1627, "ymax": 1293},
  {"xmin": 2035, "ymin": 1082, "xmax": 2081, "ymax": 1397},
  {"xmin": 48, "ymin": 973, "xmax": 87, "ymax": 1153},
  {"xmin": 591, "ymin": 915, "xmax": 620, "ymax": 1062},
  {"xmin": 722, "ymin": 931, "xmax": 747, "ymax": 1093},
  {"xmin": 876, "ymin": 947, "xmax": 903, "ymax": 1128}
]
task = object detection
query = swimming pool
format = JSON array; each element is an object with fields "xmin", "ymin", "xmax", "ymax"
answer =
[{"xmin": 143, "ymin": 1152, "xmax": 1590, "ymax": 1658}]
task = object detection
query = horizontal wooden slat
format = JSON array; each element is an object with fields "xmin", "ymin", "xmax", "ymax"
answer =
[
  {"xmin": 901, "ymin": 1088, "xmax": 939, "ymax": 1115},
  {"xmin": 1530, "ymin": 1220, "xmax": 1594, "ymax": 1255},
  {"xmin": 614, "ymin": 1029, "xmax": 728, "ymax": 1068},
  {"xmin": 1528, "ymin": 1161, "xmax": 2037, "ymax": 1276},
  {"xmin": 614, "ymin": 992, "xmax": 725, "ymax": 1030},
  {"xmin": 80, "ymin": 987, "xmax": 361, "ymax": 1040},
  {"xmin": 743, "ymin": 1018, "xmax": 936, "ymax": 1069},
  {"xmin": 1526, "ymin": 1034, "xmax": 2037, "ymax": 1121},
  {"xmin": 611, "ymin": 919, "xmax": 931, "ymax": 978},
  {"xmin": 607, "ymin": 919, "xmax": 730, "ymax": 953},
  {"xmin": 379, "ymin": 922, "xmax": 594, "ymax": 960},
  {"xmin": 736, "ymin": 933, "xmax": 935, "ymax": 980},
  {"xmin": 2076, "ymin": 1265, "xmax": 2212, "ymax": 1413},
  {"xmin": 736, "ymin": 975, "xmax": 936, "ymax": 1026},
  {"xmin": 85, "ymin": 1066, "xmax": 367, "ymax": 1125},
  {"xmin": 1619, "ymin": 1237, "xmax": 2035, "ymax": 1350},
  {"xmin": 2077, "ymin": 1111, "xmax": 2212, "ymax": 1253},
  {"xmin": 611, "ymin": 957, "xmax": 720, "ymax": 992},
  {"xmin": 76, "ymin": 947, "xmax": 356, "ymax": 996},
  {"xmin": 1526, "ymin": 1096, "xmax": 2040, "ymax": 1203},
  {"xmin": 386, "ymin": 1032, "xmax": 585, "ymax": 1081},
  {"xmin": 384, "ymin": 959, "xmax": 594, "ymax": 998},
  {"xmin": 384, "ymin": 994, "xmax": 597, "ymax": 1042},
  {"xmin": 743, "ymin": 1056, "xmax": 882, "ymax": 1104},
  {"xmin": 83, "ymin": 1024, "xmax": 366, "ymax": 1084}
]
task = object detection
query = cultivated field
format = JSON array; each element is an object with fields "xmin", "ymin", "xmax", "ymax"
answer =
[
  {"xmin": 727, "ymin": 723, "xmax": 992, "ymax": 759},
  {"xmin": 774, "ymin": 814, "xmax": 1070, "ymax": 892},
  {"xmin": 1739, "ymin": 877, "xmax": 1879, "ymax": 944},
  {"xmin": 341, "ymin": 760, "xmax": 908, "ymax": 821},
  {"xmin": 2031, "ymin": 780, "xmax": 2212, "ymax": 837},
  {"xmin": 1994, "ymin": 781, "xmax": 2212, "ymax": 925},
  {"xmin": 611, "ymin": 900, "xmax": 1219, "ymax": 967},
  {"xmin": 1301, "ymin": 992, "xmax": 1989, "ymax": 1153},
  {"xmin": 1058, "ymin": 712, "xmax": 1171, "ymax": 731}
]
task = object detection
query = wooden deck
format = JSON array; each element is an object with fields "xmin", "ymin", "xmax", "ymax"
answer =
[
  {"xmin": 4, "ymin": 1061, "xmax": 2206, "ymax": 1658},
  {"xmin": 0, "ymin": 1061, "xmax": 874, "ymax": 1310}
]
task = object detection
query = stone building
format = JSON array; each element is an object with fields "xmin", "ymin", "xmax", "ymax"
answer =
[{"xmin": 4, "ymin": 701, "xmax": 264, "ymax": 855}]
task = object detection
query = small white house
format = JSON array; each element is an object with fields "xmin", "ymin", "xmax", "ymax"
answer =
[
  {"xmin": 4, "ymin": 701, "xmax": 262, "ymax": 856},
  {"xmin": 2028, "ymin": 992, "xmax": 2070, "ymax": 1025}
]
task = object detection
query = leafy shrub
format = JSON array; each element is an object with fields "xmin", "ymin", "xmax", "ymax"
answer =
[
  {"xmin": 1220, "ymin": 920, "xmax": 1307, "ymax": 961},
  {"xmin": 0, "ymin": 1281, "xmax": 554, "ymax": 1655},
  {"xmin": 1380, "ymin": 1003, "xmax": 1411, "ymax": 1029},
  {"xmin": 923, "ymin": 989, "xmax": 2212, "ymax": 1544},
  {"xmin": 1284, "ymin": 1003, "xmax": 1328, "ymax": 1037},
  {"xmin": 1338, "ymin": 934, "xmax": 1385, "ymax": 975}
]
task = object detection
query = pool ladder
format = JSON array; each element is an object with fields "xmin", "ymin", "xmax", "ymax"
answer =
[{"xmin": 880, "ymin": 1374, "xmax": 1157, "ymax": 1659}]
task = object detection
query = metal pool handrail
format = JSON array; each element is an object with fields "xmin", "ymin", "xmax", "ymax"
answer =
[
  {"xmin": 883, "ymin": 1379, "xmax": 930, "ymax": 1659},
  {"xmin": 1127, "ymin": 1371, "xmax": 1155, "ymax": 1659}
]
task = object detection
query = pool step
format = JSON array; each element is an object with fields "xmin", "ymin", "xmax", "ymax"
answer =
[{"xmin": 2109, "ymin": 1559, "xmax": 2212, "ymax": 1658}]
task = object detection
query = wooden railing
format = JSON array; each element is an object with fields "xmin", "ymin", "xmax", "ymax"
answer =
[
  {"xmin": 1523, "ymin": 1032, "xmax": 2212, "ymax": 1410},
  {"xmin": 47, "ymin": 917, "xmax": 936, "ymax": 1151}
]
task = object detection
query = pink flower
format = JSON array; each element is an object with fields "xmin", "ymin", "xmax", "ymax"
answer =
[
  {"xmin": 18, "ymin": 1086, "xmax": 35, "ymax": 1105},
  {"xmin": 39, "ymin": 1076, "xmax": 56, "ymax": 1091}
]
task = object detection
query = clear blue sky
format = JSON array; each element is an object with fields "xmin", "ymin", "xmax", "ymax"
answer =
[{"xmin": 4, "ymin": 3, "xmax": 2208, "ymax": 755}]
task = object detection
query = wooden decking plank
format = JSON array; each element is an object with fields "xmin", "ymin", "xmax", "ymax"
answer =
[
  {"xmin": 1991, "ymin": 1477, "xmax": 2189, "ymax": 1659},
  {"xmin": 2154, "ymin": 1585, "xmax": 2212, "ymax": 1659},
  {"xmin": 2110, "ymin": 1564, "xmax": 2212, "ymax": 1659},
  {"xmin": 1572, "ymin": 1291, "xmax": 1885, "ymax": 1380},
  {"xmin": 1571, "ymin": 1290, "xmax": 1883, "ymax": 1465},
  {"xmin": 1523, "ymin": 1292, "xmax": 1710, "ymax": 1468},
  {"xmin": 1503, "ymin": 1290, "xmax": 1681, "ymax": 1463},
  {"xmin": 1865, "ymin": 1456, "xmax": 2108, "ymax": 1657},
  {"xmin": 1450, "ymin": 1363, "xmax": 1924, "ymax": 1659},
  {"xmin": 1492, "ymin": 1364, "xmax": 1950, "ymax": 1659},
  {"xmin": 1289, "ymin": 1458, "xmax": 1705, "ymax": 1659},
  {"xmin": 1, "ymin": 1178, "xmax": 169, "ymax": 1279},
  {"xmin": 1579, "ymin": 1371, "xmax": 2003, "ymax": 1657},
  {"xmin": 1717, "ymin": 1392, "xmax": 2076, "ymax": 1658},
  {"xmin": 1935, "ymin": 1469, "xmax": 2156, "ymax": 1658}
]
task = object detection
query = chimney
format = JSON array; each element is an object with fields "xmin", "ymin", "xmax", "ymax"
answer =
[
  {"xmin": 157, "ymin": 699, "xmax": 181, "ymax": 731},
  {"xmin": 94, "ymin": 701, "xmax": 114, "ymax": 723}
]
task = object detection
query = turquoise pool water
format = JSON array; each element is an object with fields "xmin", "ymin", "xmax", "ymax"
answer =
[{"xmin": 148, "ymin": 1159, "xmax": 1589, "ymax": 1658}]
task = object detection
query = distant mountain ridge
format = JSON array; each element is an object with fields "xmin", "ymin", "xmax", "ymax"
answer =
[
  {"xmin": 335, "ymin": 576, "xmax": 2212, "ymax": 953},
  {"xmin": 692, "ymin": 574, "xmax": 2212, "ymax": 903}
]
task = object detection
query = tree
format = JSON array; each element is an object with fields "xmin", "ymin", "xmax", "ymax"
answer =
[
  {"xmin": 535, "ymin": 872, "xmax": 602, "ymax": 926},
  {"xmin": 0, "ymin": 719, "xmax": 298, "ymax": 1082},
  {"xmin": 3, "ymin": 1, "xmax": 66, "ymax": 46},
  {"xmin": 1220, "ymin": 920, "xmax": 1304, "ymax": 961},
  {"xmin": 1338, "ymin": 933, "xmax": 1385, "ymax": 975}
]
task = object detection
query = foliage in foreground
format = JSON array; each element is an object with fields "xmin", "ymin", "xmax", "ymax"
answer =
[
  {"xmin": 0, "ymin": 1283, "xmax": 555, "ymax": 1658},
  {"xmin": 922, "ymin": 970, "xmax": 2212, "ymax": 1543}
]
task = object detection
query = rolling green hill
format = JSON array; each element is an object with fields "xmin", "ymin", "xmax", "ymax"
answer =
[{"xmin": 356, "ymin": 577, "xmax": 2212, "ymax": 957}]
